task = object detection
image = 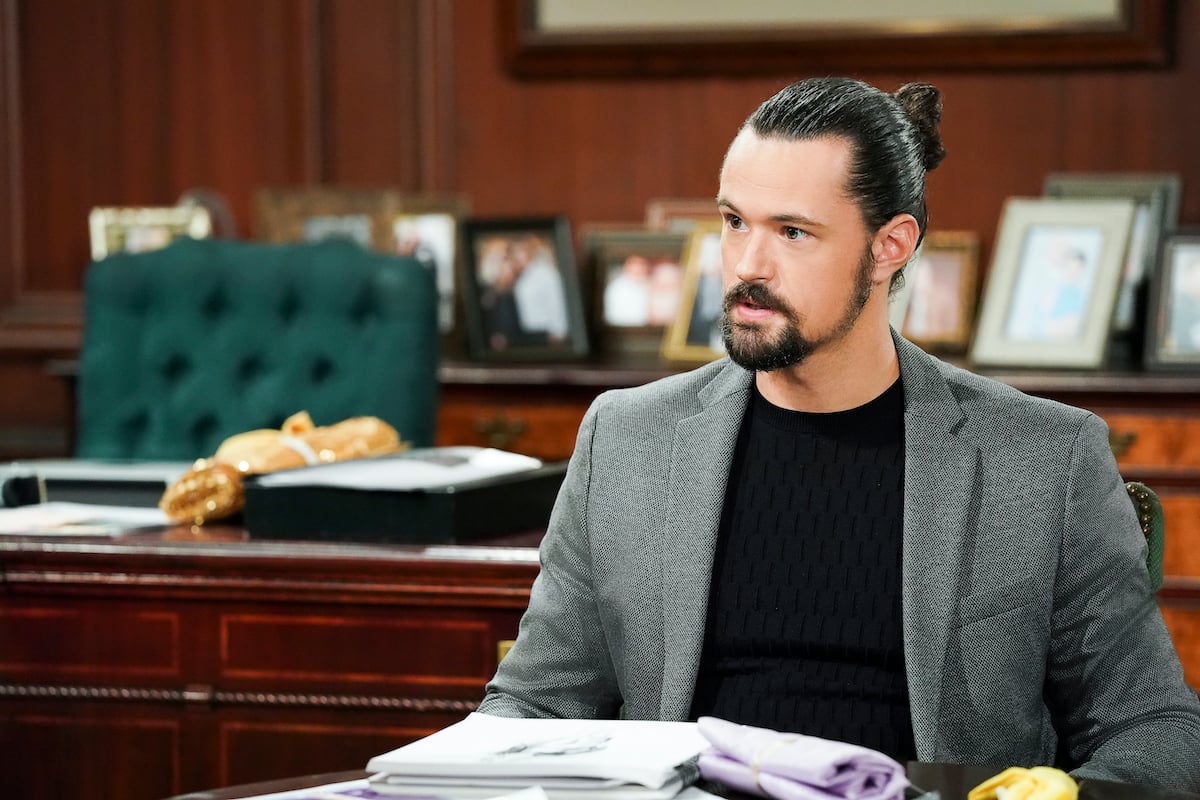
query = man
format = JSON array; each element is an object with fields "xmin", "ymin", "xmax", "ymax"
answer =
[{"xmin": 478, "ymin": 78, "xmax": 1200, "ymax": 789}]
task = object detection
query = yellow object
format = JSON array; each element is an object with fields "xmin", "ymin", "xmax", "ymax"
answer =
[
  {"xmin": 159, "ymin": 411, "xmax": 405, "ymax": 524},
  {"xmin": 968, "ymin": 766, "xmax": 1078, "ymax": 800}
]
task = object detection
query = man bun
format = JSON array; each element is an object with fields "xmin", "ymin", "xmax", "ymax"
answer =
[{"xmin": 894, "ymin": 83, "xmax": 946, "ymax": 172}]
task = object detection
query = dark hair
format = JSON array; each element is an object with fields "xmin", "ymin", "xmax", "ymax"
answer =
[{"xmin": 743, "ymin": 77, "xmax": 945, "ymax": 252}]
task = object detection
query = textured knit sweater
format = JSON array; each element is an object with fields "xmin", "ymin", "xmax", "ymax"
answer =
[{"xmin": 689, "ymin": 377, "xmax": 916, "ymax": 761}]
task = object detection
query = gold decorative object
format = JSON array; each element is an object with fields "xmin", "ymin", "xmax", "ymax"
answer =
[{"xmin": 159, "ymin": 411, "xmax": 405, "ymax": 525}]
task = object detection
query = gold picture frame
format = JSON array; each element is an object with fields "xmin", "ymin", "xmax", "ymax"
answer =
[
  {"xmin": 661, "ymin": 221, "xmax": 725, "ymax": 364},
  {"xmin": 88, "ymin": 205, "xmax": 213, "ymax": 261}
]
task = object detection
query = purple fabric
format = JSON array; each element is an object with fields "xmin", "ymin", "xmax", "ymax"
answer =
[{"xmin": 695, "ymin": 717, "xmax": 908, "ymax": 800}]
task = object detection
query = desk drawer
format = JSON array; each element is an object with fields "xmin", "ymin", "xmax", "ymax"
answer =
[
  {"xmin": 437, "ymin": 400, "xmax": 586, "ymax": 461},
  {"xmin": 0, "ymin": 603, "xmax": 181, "ymax": 682},
  {"xmin": 219, "ymin": 613, "xmax": 491, "ymax": 689},
  {"xmin": 1100, "ymin": 412, "xmax": 1200, "ymax": 472}
]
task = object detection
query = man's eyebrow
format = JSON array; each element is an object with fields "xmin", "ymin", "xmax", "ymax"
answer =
[{"xmin": 716, "ymin": 197, "xmax": 825, "ymax": 228}]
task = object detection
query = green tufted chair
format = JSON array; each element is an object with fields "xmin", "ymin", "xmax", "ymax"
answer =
[{"xmin": 76, "ymin": 237, "xmax": 439, "ymax": 461}]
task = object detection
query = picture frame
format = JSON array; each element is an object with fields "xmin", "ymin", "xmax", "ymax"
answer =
[
  {"xmin": 889, "ymin": 231, "xmax": 980, "ymax": 353},
  {"xmin": 1144, "ymin": 233, "xmax": 1200, "ymax": 372},
  {"xmin": 253, "ymin": 187, "xmax": 402, "ymax": 252},
  {"xmin": 582, "ymin": 228, "xmax": 689, "ymax": 358},
  {"xmin": 459, "ymin": 216, "xmax": 590, "ymax": 361},
  {"xmin": 645, "ymin": 197, "xmax": 721, "ymax": 233},
  {"xmin": 388, "ymin": 195, "xmax": 471, "ymax": 336},
  {"xmin": 499, "ymin": 0, "xmax": 1171, "ymax": 78},
  {"xmin": 970, "ymin": 197, "xmax": 1137, "ymax": 370},
  {"xmin": 662, "ymin": 221, "xmax": 726, "ymax": 364},
  {"xmin": 1043, "ymin": 172, "xmax": 1182, "ymax": 359},
  {"xmin": 88, "ymin": 205, "xmax": 213, "ymax": 260}
]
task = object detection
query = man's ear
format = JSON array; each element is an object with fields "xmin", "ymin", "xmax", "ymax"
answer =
[{"xmin": 871, "ymin": 214, "xmax": 921, "ymax": 283}]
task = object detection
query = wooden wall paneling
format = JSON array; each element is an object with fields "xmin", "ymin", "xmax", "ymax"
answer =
[
  {"xmin": 0, "ymin": 0, "xmax": 19, "ymax": 309},
  {"xmin": 320, "ymin": 0, "xmax": 420, "ymax": 187},
  {"xmin": 5, "ymin": 0, "xmax": 321, "ymax": 318}
]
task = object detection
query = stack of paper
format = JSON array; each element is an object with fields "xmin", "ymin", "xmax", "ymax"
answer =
[{"xmin": 365, "ymin": 713, "xmax": 710, "ymax": 800}]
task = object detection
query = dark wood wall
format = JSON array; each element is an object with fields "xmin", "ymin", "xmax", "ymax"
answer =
[{"xmin": 1, "ymin": 0, "xmax": 1198, "ymax": 456}]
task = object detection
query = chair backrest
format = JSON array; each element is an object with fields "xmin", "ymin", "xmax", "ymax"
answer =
[
  {"xmin": 1125, "ymin": 480, "xmax": 1165, "ymax": 592},
  {"xmin": 77, "ymin": 237, "xmax": 439, "ymax": 461}
]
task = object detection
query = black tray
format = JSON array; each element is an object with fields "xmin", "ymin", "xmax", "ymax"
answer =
[{"xmin": 242, "ymin": 461, "xmax": 567, "ymax": 544}]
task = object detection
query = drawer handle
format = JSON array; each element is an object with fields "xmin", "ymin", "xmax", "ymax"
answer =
[
  {"xmin": 475, "ymin": 417, "xmax": 528, "ymax": 450},
  {"xmin": 497, "ymin": 639, "xmax": 516, "ymax": 664},
  {"xmin": 1108, "ymin": 429, "xmax": 1137, "ymax": 457}
]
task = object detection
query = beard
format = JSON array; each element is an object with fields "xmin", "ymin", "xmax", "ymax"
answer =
[{"xmin": 721, "ymin": 247, "xmax": 875, "ymax": 372}]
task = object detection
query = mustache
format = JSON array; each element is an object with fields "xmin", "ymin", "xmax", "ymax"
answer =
[{"xmin": 723, "ymin": 281, "xmax": 788, "ymax": 316}]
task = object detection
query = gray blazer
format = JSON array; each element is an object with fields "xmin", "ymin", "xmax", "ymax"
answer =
[{"xmin": 480, "ymin": 334, "xmax": 1200, "ymax": 789}]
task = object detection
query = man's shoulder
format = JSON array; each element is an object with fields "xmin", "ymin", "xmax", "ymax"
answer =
[
  {"xmin": 593, "ymin": 358, "xmax": 744, "ymax": 415},
  {"xmin": 937, "ymin": 358, "xmax": 1089, "ymax": 421}
]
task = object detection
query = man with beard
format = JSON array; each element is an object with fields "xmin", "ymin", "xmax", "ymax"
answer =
[{"xmin": 478, "ymin": 78, "xmax": 1200, "ymax": 790}]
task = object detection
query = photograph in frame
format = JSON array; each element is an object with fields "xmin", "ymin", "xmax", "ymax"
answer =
[
  {"xmin": 582, "ymin": 228, "xmax": 689, "ymax": 358},
  {"xmin": 253, "ymin": 187, "xmax": 403, "ymax": 251},
  {"xmin": 459, "ymin": 216, "xmax": 589, "ymax": 361},
  {"xmin": 645, "ymin": 197, "xmax": 721, "ymax": 233},
  {"xmin": 1043, "ymin": 172, "xmax": 1182, "ymax": 362},
  {"xmin": 1144, "ymin": 233, "xmax": 1200, "ymax": 372},
  {"xmin": 88, "ymin": 205, "xmax": 213, "ymax": 261},
  {"xmin": 661, "ymin": 221, "xmax": 726, "ymax": 364},
  {"xmin": 970, "ymin": 197, "xmax": 1136, "ymax": 369},
  {"xmin": 891, "ymin": 231, "xmax": 980, "ymax": 353},
  {"xmin": 389, "ymin": 195, "xmax": 470, "ymax": 336}
]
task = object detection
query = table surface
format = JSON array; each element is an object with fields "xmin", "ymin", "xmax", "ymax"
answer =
[{"xmin": 164, "ymin": 764, "xmax": 1200, "ymax": 800}]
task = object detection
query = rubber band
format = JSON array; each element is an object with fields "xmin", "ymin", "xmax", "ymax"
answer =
[
  {"xmin": 750, "ymin": 736, "xmax": 797, "ymax": 790},
  {"xmin": 278, "ymin": 435, "xmax": 320, "ymax": 465}
]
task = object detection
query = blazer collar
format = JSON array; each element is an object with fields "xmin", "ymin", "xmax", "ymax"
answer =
[
  {"xmin": 895, "ymin": 332, "xmax": 980, "ymax": 759},
  {"xmin": 659, "ymin": 359, "xmax": 751, "ymax": 719}
]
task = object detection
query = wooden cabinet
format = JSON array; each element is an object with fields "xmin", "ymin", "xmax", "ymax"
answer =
[
  {"xmin": 0, "ymin": 529, "xmax": 541, "ymax": 800},
  {"xmin": 437, "ymin": 360, "xmax": 1200, "ymax": 687},
  {"xmin": 436, "ymin": 360, "xmax": 673, "ymax": 461}
]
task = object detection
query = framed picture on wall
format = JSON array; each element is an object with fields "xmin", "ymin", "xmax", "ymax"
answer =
[
  {"xmin": 582, "ymin": 228, "xmax": 689, "ymax": 357},
  {"xmin": 970, "ymin": 197, "xmax": 1137, "ymax": 369},
  {"xmin": 254, "ymin": 187, "xmax": 402, "ymax": 251},
  {"xmin": 661, "ymin": 221, "xmax": 726, "ymax": 364},
  {"xmin": 1144, "ymin": 233, "xmax": 1200, "ymax": 372},
  {"xmin": 889, "ymin": 231, "xmax": 980, "ymax": 353},
  {"xmin": 88, "ymin": 205, "xmax": 213, "ymax": 260},
  {"xmin": 459, "ymin": 216, "xmax": 590, "ymax": 361},
  {"xmin": 1043, "ymin": 172, "xmax": 1182, "ymax": 355}
]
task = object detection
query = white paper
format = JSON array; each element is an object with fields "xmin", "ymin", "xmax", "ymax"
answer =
[
  {"xmin": 225, "ymin": 778, "xmax": 548, "ymax": 800},
  {"xmin": 366, "ymin": 713, "xmax": 707, "ymax": 790},
  {"xmin": 0, "ymin": 501, "xmax": 170, "ymax": 535},
  {"xmin": 253, "ymin": 447, "xmax": 543, "ymax": 491}
]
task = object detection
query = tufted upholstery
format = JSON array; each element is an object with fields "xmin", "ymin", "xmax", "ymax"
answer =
[{"xmin": 77, "ymin": 237, "xmax": 439, "ymax": 461}]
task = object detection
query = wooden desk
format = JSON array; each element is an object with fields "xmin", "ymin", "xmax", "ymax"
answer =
[
  {"xmin": 164, "ymin": 764, "xmax": 1200, "ymax": 800},
  {"xmin": 0, "ymin": 526, "xmax": 541, "ymax": 800}
]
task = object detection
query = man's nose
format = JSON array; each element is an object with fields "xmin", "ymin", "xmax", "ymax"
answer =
[{"xmin": 732, "ymin": 233, "xmax": 774, "ymax": 283}]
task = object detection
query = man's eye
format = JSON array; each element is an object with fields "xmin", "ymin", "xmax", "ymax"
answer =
[
  {"xmin": 783, "ymin": 226, "xmax": 805, "ymax": 240},
  {"xmin": 725, "ymin": 214, "xmax": 744, "ymax": 230}
]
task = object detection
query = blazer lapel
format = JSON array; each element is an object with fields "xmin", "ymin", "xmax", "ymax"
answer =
[
  {"xmin": 658, "ymin": 361, "xmax": 751, "ymax": 721},
  {"xmin": 895, "ymin": 335, "xmax": 980, "ymax": 760}
]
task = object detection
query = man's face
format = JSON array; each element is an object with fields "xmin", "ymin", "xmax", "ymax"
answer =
[{"xmin": 716, "ymin": 131, "xmax": 879, "ymax": 371}]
